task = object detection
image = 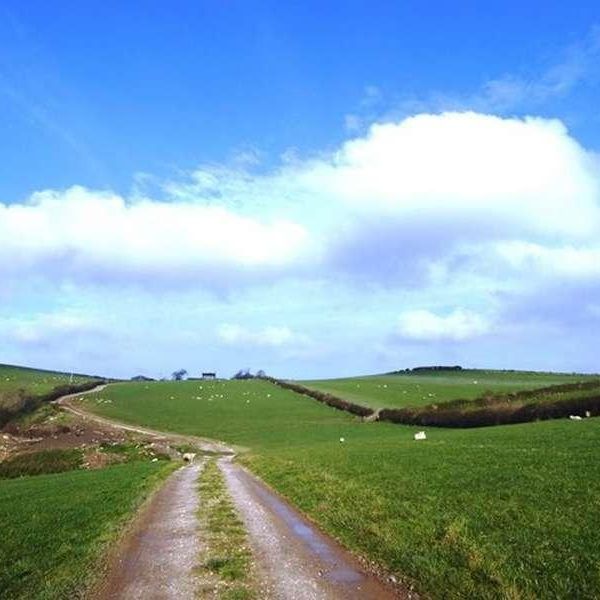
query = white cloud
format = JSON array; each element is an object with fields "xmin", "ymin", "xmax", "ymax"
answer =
[
  {"xmin": 308, "ymin": 112, "xmax": 600, "ymax": 239},
  {"xmin": 217, "ymin": 323, "xmax": 306, "ymax": 348},
  {"xmin": 1, "ymin": 310, "xmax": 102, "ymax": 345},
  {"xmin": 0, "ymin": 186, "xmax": 309, "ymax": 288},
  {"xmin": 494, "ymin": 241, "xmax": 600, "ymax": 280},
  {"xmin": 2, "ymin": 112, "xmax": 599, "ymax": 295},
  {"xmin": 481, "ymin": 26, "xmax": 600, "ymax": 111},
  {"xmin": 397, "ymin": 309, "xmax": 492, "ymax": 342}
]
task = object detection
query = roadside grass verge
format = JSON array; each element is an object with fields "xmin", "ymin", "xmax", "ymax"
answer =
[
  {"xmin": 0, "ymin": 460, "xmax": 175, "ymax": 599},
  {"xmin": 81, "ymin": 380, "xmax": 600, "ymax": 598},
  {"xmin": 197, "ymin": 459, "xmax": 256, "ymax": 599}
]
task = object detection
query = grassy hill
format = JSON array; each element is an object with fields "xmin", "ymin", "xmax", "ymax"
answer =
[
  {"xmin": 0, "ymin": 363, "xmax": 97, "ymax": 397},
  {"xmin": 79, "ymin": 378, "xmax": 600, "ymax": 598},
  {"xmin": 301, "ymin": 369, "xmax": 594, "ymax": 409},
  {"xmin": 0, "ymin": 363, "xmax": 102, "ymax": 426}
]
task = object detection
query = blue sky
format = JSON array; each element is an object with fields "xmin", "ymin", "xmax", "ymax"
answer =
[{"xmin": 1, "ymin": 2, "xmax": 600, "ymax": 379}]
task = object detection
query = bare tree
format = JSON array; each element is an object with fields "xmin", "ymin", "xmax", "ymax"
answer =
[{"xmin": 172, "ymin": 369, "xmax": 188, "ymax": 381}]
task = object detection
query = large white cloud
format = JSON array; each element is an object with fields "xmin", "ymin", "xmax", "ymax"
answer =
[
  {"xmin": 307, "ymin": 112, "xmax": 600, "ymax": 239},
  {"xmin": 2, "ymin": 112, "xmax": 599, "ymax": 293}
]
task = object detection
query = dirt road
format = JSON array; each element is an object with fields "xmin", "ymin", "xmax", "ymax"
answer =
[
  {"xmin": 56, "ymin": 386, "xmax": 411, "ymax": 599},
  {"xmin": 96, "ymin": 462, "xmax": 203, "ymax": 599}
]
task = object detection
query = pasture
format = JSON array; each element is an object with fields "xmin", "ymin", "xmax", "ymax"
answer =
[
  {"xmin": 302, "ymin": 369, "xmax": 593, "ymax": 409},
  {"xmin": 80, "ymin": 378, "xmax": 600, "ymax": 599},
  {"xmin": 0, "ymin": 363, "xmax": 95, "ymax": 398},
  {"xmin": 0, "ymin": 461, "xmax": 174, "ymax": 599},
  {"xmin": 0, "ymin": 363, "xmax": 98, "ymax": 417}
]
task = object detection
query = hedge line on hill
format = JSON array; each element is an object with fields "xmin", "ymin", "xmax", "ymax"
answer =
[
  {"xmin": 0, "ymin": 380, "xmax": 106, "ymax": 428},
  {"xmin": 378, "ymin": 393, "xmax": 600, "ymax": 428},
  {"xmin": 263, "ymin": 377, "xmax": 375, "ymax": 418},
  {"xmin": 266, "ymin": 376, "xmax": 600, "ymax": 428}
]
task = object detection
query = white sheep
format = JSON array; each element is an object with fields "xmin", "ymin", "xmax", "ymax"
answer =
[
  {"xmin": 182, "ymin": 452, "xmax": 197, "ymax": 463},
  {"xmin": 414, "ymin": 431, "xmax": 427, "ymax": 441}
]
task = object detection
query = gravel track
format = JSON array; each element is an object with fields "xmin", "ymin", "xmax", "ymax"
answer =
[{"xmin": 95, "ymin": 463, "xmax": 204, "ymax": 599}]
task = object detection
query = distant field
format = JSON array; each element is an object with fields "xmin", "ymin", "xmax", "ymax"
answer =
[
  {"xmin": 302, "ymin": 369, "xmax": 593, "ymax": 409},
  {"xmin": 0, "ymin": 363, "xmax": 96, "ymax": 410},
  {"xmin": 0, "ymin": 461, "xmax": 174, "ymax": 599},
  {"xmin": 80, "ymin": 380, "xmax": 353, "ymax": 449},
  {"xmin": 80, "ymin": 379, "xmax": 600, "ymax": 598}
]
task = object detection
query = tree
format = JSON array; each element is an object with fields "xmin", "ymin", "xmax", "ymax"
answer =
[
  {"xmin": 232, "ymin": 369, "xmax": 253, "ymax": 380},
  {"xmin": 256, "ymin": 369, "xmax": 267, "ymax": 379},
  {"xmin": 172, "ymin": 369, "xmax": 188, "ymax": 381}
]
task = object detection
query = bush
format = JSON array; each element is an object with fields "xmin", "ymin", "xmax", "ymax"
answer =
[{"xmin": 0, "ymin": 449, "xmax": 83, "ymax": 479}]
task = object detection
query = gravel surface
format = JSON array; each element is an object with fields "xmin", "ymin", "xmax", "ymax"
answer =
[{"xmin": 95, "ymin": 463, "xmax": 203, "ymax": 600}]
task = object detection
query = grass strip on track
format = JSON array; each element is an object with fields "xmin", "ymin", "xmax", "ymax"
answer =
[{"xmin": 197, "ymin": 458, "xmax": 257, "ymax": 600}]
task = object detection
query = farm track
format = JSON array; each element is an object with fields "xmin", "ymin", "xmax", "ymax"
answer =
[
  {"xmin": 56, "ymin": 386, "xmax": 409, "ymax": 599},
  {"xmin": 95, "ymin": 462, "xmax": 204, "ymax": 600}
]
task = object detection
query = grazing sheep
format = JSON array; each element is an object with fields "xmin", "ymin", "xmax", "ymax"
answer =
[
  {"xmin": 569, "ymin": 415, "xmax": 583, "ymax": 421},
  {"xmin": 182, "ymin": 452, "xmax": 197, "ymax": 463},
  {"xmin": 414, "ymin": 431, "xmax": 427, "ymax": 441}
]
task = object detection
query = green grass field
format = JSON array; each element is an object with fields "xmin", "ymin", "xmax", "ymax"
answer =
[
  {"xmin": 80, "ymin": 378, "xmax": 600, "ymax": 599},
  {"xmin": 302, "ymin": 369, "xmax": 593, "ymax": 409},
  {"xmin": 0, "ymin": 460, "xmax": 174, "ymax": 599},
  {"xmin": 82, "ymin": 380, "xmax": 353, "ymax": 449},
  {"xmin": 0, "ymin": 363, "xmax": 97, "ymax": 410}
]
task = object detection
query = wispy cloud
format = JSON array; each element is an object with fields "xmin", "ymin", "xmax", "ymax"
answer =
[{"xmin": 345, "ymin": 25, "xmax": 600, "ymax": 127}]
